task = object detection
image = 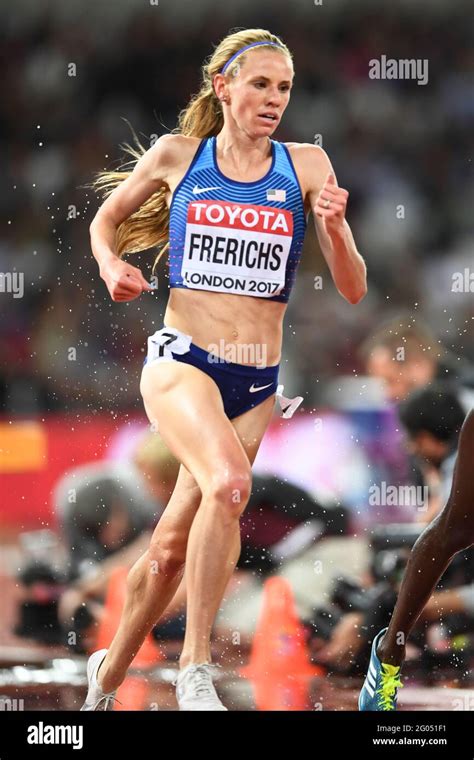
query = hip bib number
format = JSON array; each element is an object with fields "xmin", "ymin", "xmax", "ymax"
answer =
[{"xmin": 146, "ymin": 327, "xmax": 192, "ymax": 365}]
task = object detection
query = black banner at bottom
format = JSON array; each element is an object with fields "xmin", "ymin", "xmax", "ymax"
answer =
[{"xmin": 0, "ymin": 710, "xmax": 471, "ymax": 758}]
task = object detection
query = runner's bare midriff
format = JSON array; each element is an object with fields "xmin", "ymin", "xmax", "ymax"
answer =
[
  {"xmin": 164, "ymin": 287, "xmax": 285, "ymax": 366},
  {"xmin": 160, "ymin": 135, "xmax": 301, "ymax": 366}
]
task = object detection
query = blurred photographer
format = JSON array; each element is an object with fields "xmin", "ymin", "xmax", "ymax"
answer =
[
  {"xmin": 315, "ymin": 383, "xmax": 468, "ymax": 670},
  {"xmin": 54, "ymin": 431, "xmax": 180, "ymax": 637}
]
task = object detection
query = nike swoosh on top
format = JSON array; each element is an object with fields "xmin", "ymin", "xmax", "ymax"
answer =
[
  {"xmin": 192, "ymin": 184, "xmax": 222, "ymax": 194},
  {"xmin": 249, "ymin": 382, "xmax": 274, "ymax": 393}
]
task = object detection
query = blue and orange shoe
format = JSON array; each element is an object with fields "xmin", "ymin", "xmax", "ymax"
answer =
[{"xmin": 358, "ymin": 628, "xmax": 403, "ymax": 711}]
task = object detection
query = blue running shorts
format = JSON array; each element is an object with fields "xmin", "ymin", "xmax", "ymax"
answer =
[{"xmin": 143, "ymin": 326, "xmax": 280, "ymax": 420}]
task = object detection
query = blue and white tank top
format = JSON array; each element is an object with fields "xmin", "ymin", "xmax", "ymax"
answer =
[{"xmin": 167, "ymin": 135, "xmax": 306, "ymax": 303}]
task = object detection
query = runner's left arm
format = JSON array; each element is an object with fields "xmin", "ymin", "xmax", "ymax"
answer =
[{"xmin": 303, "ymin": 145, "xmax": 367, "ymax": 305}]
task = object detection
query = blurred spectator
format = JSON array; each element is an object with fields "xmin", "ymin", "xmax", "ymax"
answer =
[
  {"xmin": 358, "ymin": 314, "xmax": 474, "ymax": 514},
  {"xmin": 359, "ymin": 314, "xmax": 474, "ymax": 409},
  {"xmin": 398, "ymin": 382, "xmax": 466, "ymax": 519},
  {"xmin": 53, "ymin": 431, "xmax": 180, "ymax": 645}
]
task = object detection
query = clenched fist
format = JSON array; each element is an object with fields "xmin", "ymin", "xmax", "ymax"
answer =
[
  {"xmin": 314, "ymin": 172, "xmax": 349, "ymax": 235},
  {"xmin": 99, "ymin": 256, "xmax": 155, "ymax": 302}
]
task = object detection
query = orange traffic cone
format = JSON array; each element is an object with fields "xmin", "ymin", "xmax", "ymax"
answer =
[
  {"xmin": 93, "ymin": 566, "xmax": 164, "ymax": 668},
  {"xmin": 115, "ymin": 676, "xmax": 151, "ymax": 711},
  {"xmin": 248, "ymin": 671, "xmax": 312, "ymax": 711},
  {"xmin": 240, "ymin": 576, "xmax": 323, "ymax": 679}
]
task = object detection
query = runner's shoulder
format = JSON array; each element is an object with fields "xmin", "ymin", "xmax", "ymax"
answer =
[
  {"xmin": 283, "ymin": 141, "xmax": 328, "ymax": 163},
  {"xmin": 149, "ymin": 134, "xmax": 201, "ymax": 181},
  {"xmin": 155, "ymin": 133, "xmax": 201, "ymax": 160},
  {"xmin": 283, "ymin": 142, "xmax": 331, "ymax": 185}
]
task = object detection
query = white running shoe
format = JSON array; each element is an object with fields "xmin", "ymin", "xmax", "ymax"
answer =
[
  {"xmin": 80, "ymin": 649, "xmax": 121, "ymax": 711},
  {"xmin": 174, "ymin": 663, "xmax": 228, "ymax": 711}
]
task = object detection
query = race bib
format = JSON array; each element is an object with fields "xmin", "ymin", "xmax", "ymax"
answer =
[
  {"xmin": 181, "ymin": 200, "xmax": 293, "ymax": 298},
  {"xmin": 146, "ymin": 327, "xmax": 192, "ymax": 365}
]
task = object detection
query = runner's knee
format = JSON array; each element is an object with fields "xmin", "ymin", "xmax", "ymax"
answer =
[
  {"xmin": 205, "ymin": 467, "xmax": 252, "ymax": 518},
  {"xmin": 147, "ymin": 532, "xmax": 187, "ymax": 578}
]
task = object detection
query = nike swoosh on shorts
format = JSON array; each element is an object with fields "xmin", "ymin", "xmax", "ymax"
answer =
[{"xmin": 249, "ymin": 383, "xmax": 274, "ymax": 393}]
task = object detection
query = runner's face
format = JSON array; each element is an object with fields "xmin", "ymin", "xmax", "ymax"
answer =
[{"xmin": 229, "ymin": 51, "xmax": 294, "ymax": 134}]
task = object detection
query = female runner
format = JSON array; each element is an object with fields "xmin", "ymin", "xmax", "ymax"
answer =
[{"xmin": 81, "ymin": 27, "xmax": 366, "ymax": 711}]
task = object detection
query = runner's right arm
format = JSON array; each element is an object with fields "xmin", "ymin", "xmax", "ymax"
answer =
[{"xmin": 89, "ymin": 134, "xmax": 179, "ymax": 302}]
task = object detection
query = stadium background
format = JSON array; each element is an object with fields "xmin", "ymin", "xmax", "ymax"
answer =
[{"xmin": 0, "ymin": 0, "xmax": 473, "ymax": 712}]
